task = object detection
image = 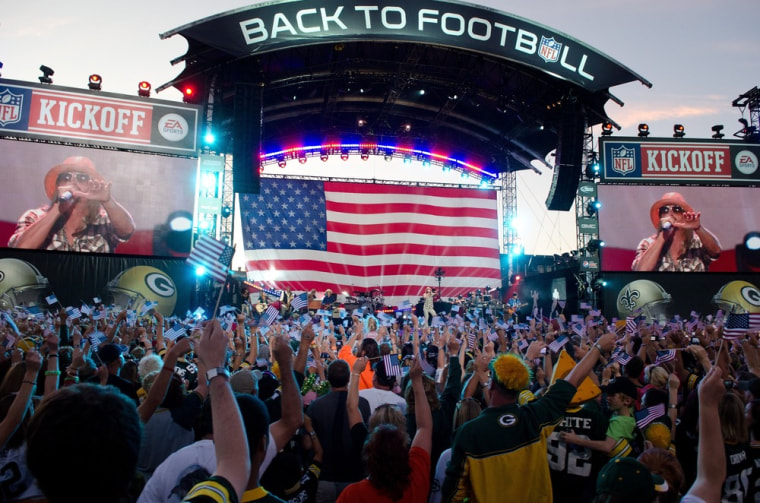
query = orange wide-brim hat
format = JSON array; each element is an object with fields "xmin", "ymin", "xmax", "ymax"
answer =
[
  {"xmin": 43, "ymin": 156, "xmax": 104, "ymax": 200},
  {"xmin": 649, "ymin": 192, "xmax": 694, "ymax": 229}
]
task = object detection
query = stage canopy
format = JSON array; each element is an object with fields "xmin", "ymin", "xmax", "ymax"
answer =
[{"xmin": 159, "ymin": 0, "xmax": 650, "ymax": 174}]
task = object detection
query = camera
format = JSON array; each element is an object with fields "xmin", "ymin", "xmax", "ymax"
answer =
[{"xmin": 690, "ymin": 337, "xmax": 701, "ymax": 345}]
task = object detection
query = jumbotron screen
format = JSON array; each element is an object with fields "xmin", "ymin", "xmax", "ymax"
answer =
[
  {"xmin": 0, "ymin": 139, "xmax": 197, "ymax": 257},
  {"xmin": 597, "ymin": 184, "xmax": 760, "ymax": 273}
]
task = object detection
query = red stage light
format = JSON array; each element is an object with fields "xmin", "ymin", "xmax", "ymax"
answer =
[{"xmin": 138, "ymin": 81, "xmax": 151, "ymax": 97}]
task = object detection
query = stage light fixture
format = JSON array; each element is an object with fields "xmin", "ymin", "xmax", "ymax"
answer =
[
  {"xmin": 601, "ymin": 121, "xmax": 613, "ymax": 136},
  {"xmin": 673, "ymin": 124, "xmax": 685, "ymax": 138},
  {"xmin": 360, "ymin": 149, "xmax": 369, "ymax": 161},
  {"xmin": 637, "ymin": 123, "xmax": 650, "ymax": 138},
  {"xmin": 221, "ymin": 206, "xmax": 232, "ymax": 219},
  {"xmin": 584, "ymin": 161, "xmax": 601, "ymax": 180},
  {"xmin": 182, "ymin": 84, "xmax": 200, "ymax": 103},
  {"xmin": 587, "ymin": 239, "xmax": 605, "ymax": 253},
  {"xmin": 88, "ymin": 74, "xmax": 102, "ymax": 91},
  {"xmin": 586, "ymin": 200, "xmax": 601, "ymax": 216},
  {"xmin": 38, "ymin": 65, "xmax": 54, "ymax": 84},
  {"xmin": 340, "ymin": 149, "xmax": 349, "ymax": 161},
  {"xmin": 0, "ymin": 61, "xmax": 3, "ymax": 77},
  {"xmin": 277, "ymin": 157, "xmax": 287, "ymax": 168},
  {"xmin": 711, "ymin": 124, "xmax": 724, "ymax": 139},
  {"xmin": 745, "ymin": 232, "xmax": 760, "ymax": 251},
  {"xmin": 320, "ymin": 150, "xmax": 329, "ymax": 162},
  {"xmin": 298, "ymin": 153, "xmax": 307, "ymax": 164},
  {"xmin": 138, "ymin": 81, "xmax": 151, "ymax": 97}
]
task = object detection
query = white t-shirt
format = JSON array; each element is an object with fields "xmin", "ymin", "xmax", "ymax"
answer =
[
  {"xmin": 359, "ymin": 387, "xmax": 407, "ymax": 414},
  {"xmin": 137, "ymin": 433, "xmax": 277, "ymax": 503}
]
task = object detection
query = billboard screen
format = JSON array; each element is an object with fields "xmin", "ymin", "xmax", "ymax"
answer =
[
  {"xmin": 597, "ymin": 184, "xmax": 760, "ymax": 273},
  {"xmin": 598, "ymin": 137, "xmax": 760, "ymax": 185},
  {"xmin": 0, "ymin": 139, "xmax": 197, "ymax": 257},
  {"xmin": 0, "ymin": 79, "xmax": 201, "ymax": 155}
]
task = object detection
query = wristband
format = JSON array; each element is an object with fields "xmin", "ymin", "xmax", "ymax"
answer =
[
  {"xmin": 593, "ymin": 342, "xmax": 605, "ymax": 355},
  {"xmin": 668, "ymin": 403, "xmax": 678, "ymax": 409},
  {"xmin": 45, "ymin": 370, "xmax": 62, "ymax": 376}
]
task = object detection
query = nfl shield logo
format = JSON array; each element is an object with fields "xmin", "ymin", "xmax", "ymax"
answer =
[
  {"xmin": 0, "ymin": 89, "xmax": 23, "ymax": 127},
  {"xmin": 539, "ymin": 36, "xmax": 562, "ymax": 63},
  {"xmin": 611, "ymin": 146, "xmax": 636, "ymax": 175}
]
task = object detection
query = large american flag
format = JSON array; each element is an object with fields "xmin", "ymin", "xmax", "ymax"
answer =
[{"xmin": 240, "ymin": 179, "xmax": 501, "ymax": 306}]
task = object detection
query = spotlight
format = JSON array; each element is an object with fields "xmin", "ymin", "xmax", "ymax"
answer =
[
  {"xmin": 138, "ymin": 81, "xmax": 151, "ymax": 97},
  {"xmin": 277, "ymin": 157, "xmax": 287, "ymax": 168},
  {"xmin": 298, "ymin": 153, "xmax": 307, "ymax": 164},
  {"xmin": 320, "ymin": 150, "xmax": 329, "ymax": 162},
  {"xmin": 384, "ymin": 150, "xmax": 393, "ymax": 162},
  {"xmin": 593, "ymin": 278, "xmax": 607, "ymax": 290},
  {"xmin": 584, "ymin": 161, "xmax": 601, "ymax": 179},
  {"xmin": 88, "ymin": 74, "xmax": 102, "ymax": 91},
  {"xmin": 402, "ymin": 123, "xmax": 412, "ymax": 133},
  {"xmin": 587, "ymin": 239, "xmax": 605, "ymax": 253},
  {"xmin": 711, "ymin": 124, "xmax": 724, "ymax": 139},
  {"xmin": 673, "ymin": 124, "xmax": 685, "ymax": 138},
  {"xmin": 360, "ymin": 149, "xmax": 369, "ymax": 161},
  {"xmin": 221, "ymin": 206, "xmax": 232, "ymax": 219},
  {"xmin": 586, "ymin": 200, "xmax": 601, "ymax": 216},
  {"xmin": 637, "ymin": 123, "xmax": 650, "ymax": 138},
  {"xmin": 340, "ymin": 149, "xmax": 349, "ymax": 161},
  {"xmin": 601, "ymin": 121, "xmax": 613, "ymax": 136},
  {"xmin": 745, "ymin": 232, "xmax": 760, "ymax": 251},
  {"xmin": 38, "ymin": 65, "xmax": 54, "ymax": 84}
]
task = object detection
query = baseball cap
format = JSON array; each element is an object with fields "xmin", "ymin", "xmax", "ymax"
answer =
[
  {"xmin": 603, "ymin": 377, "xmax": 638, "ymax": 400},
  {"xmin": 596, "ymin": 457, "xmax": 668, "ymax": 501},
  {"xmin": 230, "ymin": 369, "xmax": 259, "ymax": 395},
  {"xmin": 98, "ymin": 343, "xmax": 124, "ymax": 365}
]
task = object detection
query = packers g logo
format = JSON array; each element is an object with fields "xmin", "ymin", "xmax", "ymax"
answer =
[
  {"xmin": 498, "ymin": 413, "xmax": 518, "ymax": 427},
  {"xmin": 145, "ymin": 272, "xmax": 175, "ymax": 298},
  {"xmin": 741, "ymin": 285, "xmax": 760, "ymax": 309}
]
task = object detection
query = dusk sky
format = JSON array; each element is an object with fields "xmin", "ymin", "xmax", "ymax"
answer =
[{"xmin": 2, "ymin": 0, "xmax": 758, "ymax": 256}]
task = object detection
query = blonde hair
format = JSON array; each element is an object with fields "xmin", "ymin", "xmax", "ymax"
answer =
[{"xmin": 646, "ymin": 366, "xmax": 669, "ymax": 389}]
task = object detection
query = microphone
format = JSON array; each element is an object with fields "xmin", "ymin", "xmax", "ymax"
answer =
[
  {"xmin": 660, "ymin": 219, "xmax": 672, "ymax": 231},
  {"xmin": 59, "ymin": 191, "xmax": 73, "ymax": 203}
]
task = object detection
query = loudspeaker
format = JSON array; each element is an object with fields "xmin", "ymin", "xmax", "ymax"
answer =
[
  {"xmin": 545, "ymin": 105, "xmax": 585, "ymax": 211},
  {"xmin": 232, "ymin": 84, "xmax": 263, "ymax": 194}
]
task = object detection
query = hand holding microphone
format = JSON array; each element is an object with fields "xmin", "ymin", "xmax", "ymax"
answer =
[
  {"xmin": 58, "ymin": 191, "xmax": 74, "ymax": 203},
  {"xmin": 659, "ymin": 218, "xmax": 672, "ymax": 233}
]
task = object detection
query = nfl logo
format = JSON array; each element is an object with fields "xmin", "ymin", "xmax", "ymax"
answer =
[
  {"xmin": 539, "ymin": 36, "xmax": 562, "ymax": 63},
  {"xmin": 611, "ymin": 146, "xmax": 636, "ymax": 175},
  {"xmin": 0, "ymin": 89, "xmax": 23, "ymax": 127}
]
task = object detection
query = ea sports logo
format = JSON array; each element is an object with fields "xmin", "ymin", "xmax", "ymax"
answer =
[
  {"xmin": 735, "ymin": 150, "xmax": 758, "ymax": 175},
  {"xmin": 145, "ymin": 272, "xmax": 176, "ymax": 298},
  {"xmin": 158, "ymin": 113, "xmax": 189, "ymax": 142}
]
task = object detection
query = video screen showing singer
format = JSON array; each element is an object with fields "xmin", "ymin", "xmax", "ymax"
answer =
[{"xmin": 631, "ymin": 191, "xmax": 721, "ymax": 272}]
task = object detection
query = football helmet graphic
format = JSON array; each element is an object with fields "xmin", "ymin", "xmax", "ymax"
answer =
[
  {"xmin": 711, "ymin": 280, "xmax": 760, "ymax": 314},
  {"xmin": 0, "ymin": 258, "xmax": 50, "ymax": 311},
  {"xmin": 104, "ymin": 266, "xmax": 177, "ymax": 316},
  {"xmin": 616, "ymin": 279, "xmax": 672, "ymax": 320}
]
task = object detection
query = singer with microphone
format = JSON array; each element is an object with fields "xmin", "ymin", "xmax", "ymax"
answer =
[
  {"xmin": 631, "ymin": 191, "xmax": 721, "ymax": 272},
  {"xmin": 8, "ymin": 156, "xmax": 135, "ymax": 252}
]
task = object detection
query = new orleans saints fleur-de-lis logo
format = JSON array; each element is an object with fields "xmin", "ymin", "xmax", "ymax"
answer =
[{"xmin": 619, "ymin": 287, "xmax": 640, "ymax": 312}]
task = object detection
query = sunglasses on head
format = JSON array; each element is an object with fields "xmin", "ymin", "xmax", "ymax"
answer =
[
  {"xmin": 56, "ymin": 172, "xmax": 91, "ymax": 184},
  {"xmin": 658, "ymin": 205, "xmax": 684, "ymax": 217}
]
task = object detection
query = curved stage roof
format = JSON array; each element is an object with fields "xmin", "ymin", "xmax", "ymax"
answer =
[{"xmin": 160, "ymin": 0, "xmax": 650, "ymax": 174}]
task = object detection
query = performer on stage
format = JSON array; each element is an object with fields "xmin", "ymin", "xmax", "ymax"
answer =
[
  {"xmin": 422, "ymin": 286, "xmax": 436, "ymax": 326},
  {"xmin": 321, "ymin": 288, "xmax": 337, "ymax": 308},
  {"xmin": 507, "ymin": 292, "xmax": 523, "ymax": 322},
  {"xmin": 280, "ymin": 286, "xmax": 294, "ymax": 316}
]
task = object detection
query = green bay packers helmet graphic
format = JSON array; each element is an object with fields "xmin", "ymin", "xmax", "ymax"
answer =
[
  {"xmin": 712, "ymin": 280, "xmax": 760, "ymax": 314},
  {"xmin": 105, "ymin": 266, "xmax": 177, "ymax": 316},
  {"xmin": 616, "ymin": 279, "xmax": 672, "ymax": 320},
  {"xmin": 0, "ymin": 258, "xmax": 50, "ymax": 310}
]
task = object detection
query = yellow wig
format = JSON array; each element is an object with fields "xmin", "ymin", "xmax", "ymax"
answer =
[{"xmin": 491, "ymin": 354, "xmax": 531, "ymax": 391}]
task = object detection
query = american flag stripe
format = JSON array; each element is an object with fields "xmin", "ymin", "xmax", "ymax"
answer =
[
  {"xmin": 749, "ymin": 313, "xmax": 760, "ymax": 331},
  {"xmin": 635, "ymin": 403, "xmax": 666, "ymax": 430},
  {"xmin": 187, "ymin": 235, "xmax": 234, "ymax": 284},
  {"xmin": 242, "ymin": 179, "xmax": 500, "ymax": 306},
  {"xmin": 655, "ymin": 350, "xmax": 676, "ymax": 365},
  {"xmin": 383, "ymin": 354, "xmax": 402, "ymax": 377},
  {"xmin": 261, "ymin": 305, "xmax": 279, "ymax": 326}
]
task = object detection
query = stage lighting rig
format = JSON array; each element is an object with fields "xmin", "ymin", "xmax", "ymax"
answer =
[
  {"xmin": 601, "ymin": 121, "xmax": 613, "ymax": 136},
  {"xmin": 38, "ymin": 65, "xmax": 54, "ymax": 84},
  {"xmin": 673, "ymin": 124, "xmax": 685, "ymax": 138},
  {"xmin": 138, "ymin": 81, "xmax": 151, "ymax": 97},
  {"xmin": 637, "ymin": 123, "xmax": 650, "ymax": 138},
  {"xmin": 711, "ymin": 124, "xmax": 724, "ymax": 139},
  {"xmin": 88, "ymin": 74, "xmax": 102, "ymax": 91}
]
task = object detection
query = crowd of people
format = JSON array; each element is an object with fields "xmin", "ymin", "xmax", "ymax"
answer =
[{"xmin": 0, "ymin": 289, "xmax": 756, "ymax": 503}]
